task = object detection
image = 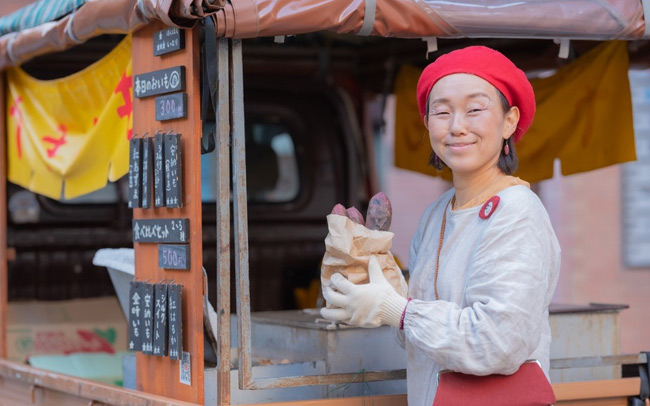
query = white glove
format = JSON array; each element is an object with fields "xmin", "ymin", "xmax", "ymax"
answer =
[{"xmin": 320, "ymin": 256, "xmax": 408, "ymax": 328}]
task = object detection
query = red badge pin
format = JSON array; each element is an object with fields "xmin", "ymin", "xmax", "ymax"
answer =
[{"xmin": 479, "ymin": 196, "xmax": 500, "ymax": 219}]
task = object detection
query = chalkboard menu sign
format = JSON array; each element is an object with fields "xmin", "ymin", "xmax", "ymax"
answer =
[
  {"xmin": 132, "ymin": 218, "xmax": 189, "ymax": 243},
  {"xmin": 168, "ymin": 284, "xmax": 183, "ymax": 360},
  {"xmin": 141, "ymin": 283, "xmax": 154, "ymax": 354},
  {"xmin": 159, "ymin": 244, "xmax": 190, "ymax": 270},
  {"xmin": 134, "ymin": 66, "xmax": 185, "ymax": 98},
  {"xmin": 165, "ymin": 133, "xmax": 183, "ymax": 208},
  {"xmin": 153, "ymin": 284, "xmax": 169, "ymax": 357},
  {"xmin": 153, "ymin": 27, "xmax": 185, "ymax": 56},
  {"xmin": 155, "ymin": 93, "xmax": 187, "ymax": 121},
  {"xmin": 128, "ymin": 138, "xmax": 142, "ymax": 208},
  {"xmin": 128, "ymin": 281, "xmax": 143, "ymax": 351},
  {"xmin": 154, "ymin": 133, "xmax": 166, "ymax": 207},
  {"xmin": 141, "ymin": 137, "xmax": 153, "ymax": 208}
]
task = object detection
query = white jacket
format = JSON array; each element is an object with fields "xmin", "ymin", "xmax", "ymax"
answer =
[{"xmin": 396, "ymin": 185, "xmax": 561, "ymax": 406}]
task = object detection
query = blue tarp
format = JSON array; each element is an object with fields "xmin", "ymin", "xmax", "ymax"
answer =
[{"xmin": 0, "ymin": 0, "xmax": 86, "ymax": 36}]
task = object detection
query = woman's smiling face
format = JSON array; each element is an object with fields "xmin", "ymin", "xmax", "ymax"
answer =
[{"xmin": 426, "ymin": 73, "xmax": 519, "ymax": 176}]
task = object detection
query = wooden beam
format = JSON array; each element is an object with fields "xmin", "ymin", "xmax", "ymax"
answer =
[
  {"xmin": 0, "ymin": 71, "xmax": 7, "ymax": 359},
  {"xmin": 554, "ymin": 378, "xmax": 641, "ymax": 401},
  {"xmin": 0, "ymin": 359, "xmax": 200, "ymax": 406},
  {"xmin": 132, "ymin": 22, "xmax": 204, "ymax": 403}
]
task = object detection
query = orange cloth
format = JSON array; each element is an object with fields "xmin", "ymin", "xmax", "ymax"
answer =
[{"xmin": 395, "ymin": 41, "xmax": 636, "ymax": 183}]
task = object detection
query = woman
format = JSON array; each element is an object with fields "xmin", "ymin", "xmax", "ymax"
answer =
[{"xmin": 321, "ymin": 46, "xmax": 561, "ymax": 405}]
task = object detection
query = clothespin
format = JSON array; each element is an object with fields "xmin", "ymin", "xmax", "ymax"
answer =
[
  {"xmin": 422, "ymin": 37, "xmax": 438, "ymax": 59},
  {"xmin": 556, "ymin": 39, "xmax": 570, "ymax": 59}
]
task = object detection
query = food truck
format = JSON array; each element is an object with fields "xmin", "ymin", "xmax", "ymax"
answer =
[{"xmin": 0, "ymin": 0, "xmax": 649, "ymax": 405}]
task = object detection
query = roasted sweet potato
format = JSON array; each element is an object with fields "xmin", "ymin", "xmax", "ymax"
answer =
[
  {"xmin": 365, "ymin": 192, "xmax": 392, "ymax": 231},
  {"xmin": 331, "ymin": 203, "xmax": 348, "ymax": 217},
  {"xmin": 346, "ymin": 207, "xmax": 365, "ymax": 225}
]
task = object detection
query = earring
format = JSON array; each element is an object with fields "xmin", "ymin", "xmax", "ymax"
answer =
[
  {"xmin": 504, "ymin": 142, "xmax": 510, "ymax": 156},
  {"xmin": 434, "ymin": 154, "xmax": 440, "ymax": 166}
]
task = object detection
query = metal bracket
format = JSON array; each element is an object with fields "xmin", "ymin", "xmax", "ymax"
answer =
[
  {"xmin": 423, "ymin": 37, "xmax": 438, "ymax": 59},
  {"xmin": 558, "ymin": 38, "xmax": 571, "ymax": 59}
]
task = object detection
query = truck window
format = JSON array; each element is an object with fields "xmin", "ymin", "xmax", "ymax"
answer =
[
  {"xmin": 61, "ymin": 181, "xmax": 125, "ymax": 204},
  {"xmin": 201, "ymin": 120, "xmax": 300, "ymax": 203}
]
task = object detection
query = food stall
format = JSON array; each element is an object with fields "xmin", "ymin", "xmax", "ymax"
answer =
[{"xmin": 0, "ymin": 0, "xmax": 649, "ymax": 405}]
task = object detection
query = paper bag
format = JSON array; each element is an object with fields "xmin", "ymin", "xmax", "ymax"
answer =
[{"xmin": 321, "ymin": 214, "xmax": 408, "ymax": 308}]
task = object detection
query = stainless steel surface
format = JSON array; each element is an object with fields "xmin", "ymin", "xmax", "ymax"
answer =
[
  {"xmin": 549, "ymin": 307, "xmax": 625, "ymax": 382},
  {"xmin": 216, "ymin": 37, "xmax": 232, "ymax": 406},
  {"xmin": 250, "ymin": 370, "xmax": 407, "ymax": 389},
  {"xmin": 205, "ymin": 362, "xmax": 326, "ymax": 404}
]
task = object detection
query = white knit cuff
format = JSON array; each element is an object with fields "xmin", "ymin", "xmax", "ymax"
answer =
[{"xmin": 381, "ymin": 292, "xmax": 408, "ymax": 328}]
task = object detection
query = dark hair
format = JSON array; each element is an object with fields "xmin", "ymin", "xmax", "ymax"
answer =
[{"xmin": 427, "ymin": 89, "xmax": 519, "ymax": 175}]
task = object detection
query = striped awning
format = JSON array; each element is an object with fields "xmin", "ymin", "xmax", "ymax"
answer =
[{"xmin": 0, "ymin": 0, "xmax": 86, "ymax": 36}]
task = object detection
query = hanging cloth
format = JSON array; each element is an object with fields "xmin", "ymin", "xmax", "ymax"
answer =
[{"xmin": 6, "ymin": 35, "xmax": 132, "ymax": 200}]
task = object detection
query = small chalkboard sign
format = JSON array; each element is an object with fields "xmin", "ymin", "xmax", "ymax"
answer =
[
  {"xmin": 154, "ymin": 133, "xmax": 165, "ymax": 207},
  {"xmin": 134, "ymin": 66, "xmax": 185, "ymax": 98},
  {"xmin": 153, "ymin": 27, "xmax": 185, "ymax": 56},
  {"xmin": 132, "ymin": 218, "xmax": 189, "ymax": 243},
  {"xmin": 168, "ymin": 284, "xmax": 183, "ymax": 360},
  {"xmin": 141, "ymin": 283, "xmax": 154, "ymax": 354},
  {"xmin": 142, "ymin": 137, "xmax": 153, "ymax": 209},
  {"xmin": 128, "ymin": 138, "xmax": 142, "ymax": 208},
  {"xmin": 153, "ymin": 284, "xmax": 168, "ymax": 357},
  {"xmin": 153, "ymin": 28, "xmax": 185, "ymax": 56},
  {"xmin": 128, "ymin": 281, "xmax": 143, "ymax": 352},
  {"xmin": 165, "ymin": 133, "xmax": 183, "ymax": 208},
  {"xmin": 155, "ymin": 93, "xmax": 187, "ymax": 121},
  {"xmin": 159, "ymin": 244, "xmax": 190, "ymax": 270}
]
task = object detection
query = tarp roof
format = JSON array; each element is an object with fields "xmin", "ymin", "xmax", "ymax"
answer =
[
  {"xmin": 0, "ymin": 0, "xmax": 647, "ymax": 71},
  {"xmin": 0, "ymin": 0, "xmax": 86, "ymax": 36}
]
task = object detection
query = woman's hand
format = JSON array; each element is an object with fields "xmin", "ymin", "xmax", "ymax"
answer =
[{"xmin": 320, "ymin": 256, "xmax": 408, "ymax": 328}]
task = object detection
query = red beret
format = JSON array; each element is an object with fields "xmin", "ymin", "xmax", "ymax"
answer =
[{"xmin": 416, "ymin": 46, "xmax": 535, "ymax": 143}]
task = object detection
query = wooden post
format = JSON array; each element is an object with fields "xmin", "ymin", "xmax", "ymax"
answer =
[
  {"xmin": 132, "ymin": 22, "xmax": 204, "ymax": 403},
  {"xmin": 0, "ymin": 72, "xmax": 7, "ymax": 359}
]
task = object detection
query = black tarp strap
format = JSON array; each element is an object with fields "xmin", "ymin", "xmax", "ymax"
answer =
[{"xmin": 200, "ymin": 17, "xmax": 217, "ymax": 155}]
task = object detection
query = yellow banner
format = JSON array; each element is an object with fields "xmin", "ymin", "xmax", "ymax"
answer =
[
  {"xmin": 395, "ymin": 41, "xmax": 636, "ymax": 183},
  {"xmin": 6, "ymin": 35, "xmax": 132, "ymax": 200}
]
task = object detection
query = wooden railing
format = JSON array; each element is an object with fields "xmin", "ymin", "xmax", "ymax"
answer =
[{"xmin": 0, "ymin": 358, "xmax": 643, "ymax": 406}]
